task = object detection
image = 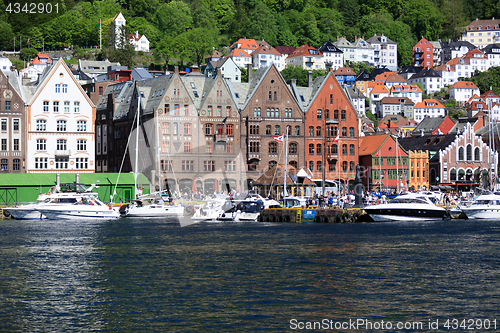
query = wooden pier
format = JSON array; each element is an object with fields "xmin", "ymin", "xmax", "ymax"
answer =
[{"xmin": 258, "ymin": 207, "xmax": 369, "ymax": 224}]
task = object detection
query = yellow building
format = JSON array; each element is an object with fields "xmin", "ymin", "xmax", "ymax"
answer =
[{"xmin": 408, "ymin": 150, "xmax": 429, "ymax": 190}]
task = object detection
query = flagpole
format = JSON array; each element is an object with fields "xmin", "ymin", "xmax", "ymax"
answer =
[
  {"xmin": 284, "ymin": 127, "xmax": 288, "ymax": 199},
  {"xmin": 100, "ymin": 18, "xmax": 102, "ymax": 49}
]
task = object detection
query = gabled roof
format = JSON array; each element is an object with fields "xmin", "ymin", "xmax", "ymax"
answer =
[
  {"xmin": 385, "ymin": 74, "xmax": 407, "ymax": 84},
  {"xmin": 366, "ymin": 34, "xmax": 396, "ymax": 45},
  {"xmin": 390, "ymin": 84, "xmax": 422, "ymax": 93},
  {"xmin": 226, "ymin": 48, "xmax": 251, "ymax": 58},
  {"xmin": 230, "ymin": 38, "xmax": 259, "ymax": 51},
  {"xmin": 399, "ymin": 134, "xmax": 457, "ymax": 152},
  {"xmin": 466, "ymin": 18, "xmax": 500, "ymax": 29},
  {"xmin": 480, "ymin": 90, "xmax": 499, "ymax": 98},
  {"xmin": 374, "ymin": 71, "xmax": 397, "ymax": 81},
  {"xmin": 462, "ymin": 49, "xmax": 487, "ymax": 60},
  {"xmin": 467, "ymin": 94, "xmax": 482, "ymax": 104},
  {"xmin": 274, "ymin": 46, "xmax": 296, "ymax": 55},
  {"xmin": 370, "ymin": 85, "xmax": 390, "ymax": 94},
  {"xmin": 252, "ymin": 45, "xmax": 281, "ymax": 56},
  {"xmin": 411, "ymin": 116, "xmax": 448, "ymax": 136},
  {"xmin": 450, "ymin": 81, "xmax": 479, "ymax": 89},
  {"xmin": 482, "ymin": 43, "xmax": 500, "ymax": 54},
  {"xmin": 467, "ymin": 100, "xmax": 488, "ymax": 111},
  {"xmin": 414, "ymin": 99, "xmax": 445, "ymax": 109},
  {"xmin": 398, "ymin": 65, "xmax": 421, "ymax": 75},
  {"xmin": 346, "ymin": 86, "xmax": 366, "ymax": 99},
  {"xmin": 288, "ymin": 44, "xmax": 323, "ymax": 58},
  {"xmin": 352, "ymin": 38, "xmax": 374, "ymax": 49},
  {"xmin": 378, "ymin": 96, "xmax": 414, "ymax": 105},
  {"xmin": 409, "ymin": 68, "xmax": 441, "ymax": 79},
  {"xmin": 334, "ymin": 67, "xmax": 354, "ymax": 75},
  {"xmin": 318, "ymin": 40, "xmax": 343, "ymax": 54},
  {"xmin": 378, "ymin": 114, "xmax": 417, "ymax": 129},
  {"xmin": 333, "ymin": 37, "xmax": 354, "ymax": 48},
  {"xmin": 29, "ymin": 53, "xmax": 52, "ymax": 66},
  {"xmin": 356, "ymin": 70, "xmax": 371, "ymax": 81},
  {"xmin": 358, "ymin": 134, "xmax": 391, "ymax": 156}
]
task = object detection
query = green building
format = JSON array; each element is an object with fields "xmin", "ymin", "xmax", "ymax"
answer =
[{"xmin": 0, "ymin": 173, "xmax": 150, "ymax": 205}]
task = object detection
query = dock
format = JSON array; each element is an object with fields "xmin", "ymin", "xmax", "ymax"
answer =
[{"xmin": 259, "ymin": 207, "xmax": 368, "ymax": 223}]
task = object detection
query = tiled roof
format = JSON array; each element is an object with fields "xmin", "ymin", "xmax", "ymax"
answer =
[
  {"xmin": 374, "ymin": 71, "xmax": 397, "ymax": 81},
  {"xmin": 399, "ymin": 134, "xmax": 456, "ymax": 152},
  {"xmin": 370, "ymin": 85, "xmax": 389, "ymax": 94},
  {"xmin": 414, "ymin": 99, "xmax": 445, "ymax": 108},
  {"xmin": 385, "ymin": 74, "xmax": 407, "ymax": 83},
  {"xmin": 466, "ymin": 94, "xmax": 482, "ymax": 104},
  {"xmin": 450, "ymin": 81, "xmax": 479, "ymax": 89},
  {"xmin": 366, "ymin": 34, "xmax": 396, "ymax": 45},
  {"xmin": 334, "ymin": 67, "xmax": 354, "ymax": 75},
  {"xmin": 409, "ymin": 68, "xmax": 441, "ymax": 79},
  {"xmin": 390, "ymin": 84, "xmax": 422, "ymax": 93},
  {"xmin": 274, "ymin": 46, "xmax": 296, "ymax": 54},
  {"xmin": 411, "ymin": 116, "xmax": 447, "ymax": 135},
  {"xmin": 359, "ymin": 134, "xmax": 391, "ymax": 156},
  {"xmin": 252, "ymin": 46, "xmax": 281, "ymax": 56},
  {"xmin": 226, "ymin": 48, "xmax": 251, "ymax": 58},
  {"xmin": 466, "ymin": 18, "xmax": 500, "ymax": 29},
  {"xmin": 378, "ymin": 96, "xmax": 414, "ymax": 105},
  {"xmin": 288, "ymin": 44, "xmax": 323, "ymax": 58},
  {"xmin": 318, "ymin": 40, "xmax": 343, "ymax": 53},
  {"xmin": 230, "ymin": 38, "xmax": 259, "ymax": 50}
]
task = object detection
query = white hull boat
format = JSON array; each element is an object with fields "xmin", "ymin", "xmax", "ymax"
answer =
[
  {"xmin": 122, "ymin": 202, "xmax": 184, "ymax": 217},
  {"xmin": 5, "ymin": 204, "xmax": 45, "ymax": 220},
  {"xmin": 460, "ymin": 193, "xmax": 500, "ymax": 219}
]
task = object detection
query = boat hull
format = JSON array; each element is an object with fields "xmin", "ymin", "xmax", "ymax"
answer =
[
  {"xmin": 123, "ymin": 205, "xmax": 184, "ymax": 217},
  {"xmin": 5, "ymin": 206, "xmax": 45, "ymax": 220},
  {"xmin": 461, "ymin": 207, "xmax": 500, "ymax": 219},
  {"xmin": 365, "ymin": 207, "xmax": 448, "ymax": 222},
  {"xmin": 37, "ymin": 208, "xmax": 120, "ymax": 220}
]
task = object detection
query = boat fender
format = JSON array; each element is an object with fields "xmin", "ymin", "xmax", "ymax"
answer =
[
  {"xmin": 283, "ymin": 215, "xmax": 291, "ymax": 223},
  {"xmin": 342, "ymin": 212, "xmax": 350, "ymax": 223},
  {"xmin": 259, "ymin": 215, "xmax": 265, "ymax": 222},
  {"xmin": 3, "ymin": 210, "xmax": 11, "ymax": 218},
  {"xmin": 277, "ymin": 215, "xmax": 283, "ymax": 222},
  {"xmin": 314, "ymin": 216, "xmax": 322, "ymax": 223},
  {"xmin": 334, "ymin": 215, "xmax": 342, "ymax": 224},
  {"xmin": 271, "ymin": 215, "xmax": 277, "ymax": 222},
  {"xmin": 186, "ymin": 206, "xmax": 194, "ymax": 215},
  {"xmin": 322, "ymin": 216, "xmax": 329, "ymax": 224}
]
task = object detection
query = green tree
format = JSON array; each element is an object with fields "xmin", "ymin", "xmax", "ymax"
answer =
[
  {"xmin": 275, "ymin": 13, "xmax": 298, "ymax": 47},
  {"xmin": 439, "ymin": 0, "xmax": 467, "ymax": 39},
  {"xmin": 244, "ymin": 0, "xmax": 278, "ymax": 45},
  {"xmin": 19, "ymin": 47, "xmax": 38, "ymax": 61},
  {"xmin": 155, "ymin": 35, "xmax": 176, "ymax": 69},
  {"xmin": 465, "ymin": 67, "xmax": 500, "ymax": 95},
  {"xmin": 0, "ymin": 20, "xmax": 14, "ymax": 50},
  {"xmin": 399, "ymin": 0, "xmax": 443, "ymax": 40},
  {"xmin": 280, "ymin": 66, "xmax": 328, "ymax": 87},
  {"xmin": 154, "ymin": 1, "xmax": 192, "ymax": 37},
  {"xmin": 185, "ymin": 28, "xmax": 217, "ymax": 66},
  {"xmin": 349, "ymin": 62, "xmax": 374, "ymax": 75}
]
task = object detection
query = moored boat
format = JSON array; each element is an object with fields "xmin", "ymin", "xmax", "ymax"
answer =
[{"xmin": 459, "ymin": 193, "xmax": 500, "ymax": 219}]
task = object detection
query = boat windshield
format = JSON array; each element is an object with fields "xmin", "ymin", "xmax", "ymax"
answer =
[
  {"xmin": 390, "ymin": 197, "xmax": 429, "ymax": 204},
  {"xmin": 237, "ymin": 201, "xmax": 262, "ymax": 213}
]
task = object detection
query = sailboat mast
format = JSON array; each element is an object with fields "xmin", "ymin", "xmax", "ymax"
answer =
[
  {"xmin": 396, "ymin": 135, "xmax": 399, "ymax": 193},
  {"xmin": 284, "ymin": 127, "xmax": 288, "ymax": 198},
  {"xmin": 134, "ymin": 97, "xmax": 140, "ymax": 199},
  {"xmin": 156, "ymin": 108, "xmax": 162, "ymax": 193}
]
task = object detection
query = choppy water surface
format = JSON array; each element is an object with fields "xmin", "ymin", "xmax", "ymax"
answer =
[{"xmin": 0, "ymin": 218, "xmax": 499, "ymax": 332}]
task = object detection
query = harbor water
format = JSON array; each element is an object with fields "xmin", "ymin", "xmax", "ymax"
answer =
[{"xmin": 0, "ymin": 217, "xmax": 499, "ymax": 332}]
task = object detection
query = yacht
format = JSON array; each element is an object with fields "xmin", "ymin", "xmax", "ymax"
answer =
[
  {"xmin": 35, "ymin": 186, "xmax": 120, "ymax": 220},
  {"xmin": 364, "ymin": 193, "xmax": 449, "ymax": 222},
  {"xmin": 460, "ymin": 193, "xmax": 500, "ymax": 219},
  {"xmin": 120, "ymin": 192, "xmax": 185, "ymax": 218},
  {"xmin": 234, "ymin": 194, "xmax": 280, "ymax": 222},
  {"xmin": 5, "ymin": 183, "xmax": 112, "ymax": 220},
  {"xmin": 191, "ymin": 199, "xmax": 225, "ymax": 222}
]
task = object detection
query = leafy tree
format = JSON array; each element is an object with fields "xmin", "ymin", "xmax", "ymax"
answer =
[
  {"xmin": 399, "ymin": 0, "xmax": 443, "ymax": 40},
  {"xmin": 128, "ymin": 17, "xmax": 161, "ymax": 46},
  {"xmin": 339, "ymin": 0, "xmax": 359, "ymax": 27},
  {"xmin": 0, "ymin": 20, "xmax": 14, "ymax": 50},
  {"xmin": 184, "ymin": 28, "xmax": 217, "ymax": 66},
  {"xmin": 465, "ymin": 67, "xmax": 500, "ymax": 95},
  {"xmin": 154, "ymin": 1, "xmax": 192, "ymax": 37},
  {"xmin": 19, "ymin": 47, "xmax": 38, "ymax": 61},
  {"xmin": 244, "ymin": 0, "xmax": 278, "ymax": 45},
  {"xmin": 154, "ymin": 35, "xmax": 175, "ymax": 69},
  {"xmin": 439, "ymin": 0, "xmax": 467, "ymax": 39},
  {"xmin": 280, "ymin": 66, "xmax": 328, "ymax": 87},
  {"xmin": 349, "ymin": 62, "xmax": 374, "ymax": 75},
  {"xmin": 275, "ymin": 13, "xmax": 298, "ymax": 47}
]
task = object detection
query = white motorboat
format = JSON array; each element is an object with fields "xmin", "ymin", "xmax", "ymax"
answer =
[
  {"xmin": 191, "ymin": 199, "xmax": 225, "ymax": 221},
  {"xmin": 364, "ymin": 193, "xmax": 449, "ymax": 222},
  {"xmin": 459, "ymin": 193, "xmax": 500, "ymax": 219},
  {"xmin": 5, "ymin": 183, "xmax": 108, "ymax": 220},
  {"xmin": 120, "ymin": 194, "xmax": 185, "ymax": 218},
  {"xmin": 35, "ymin": 190, "xmax": 120, "ymax": 220}
]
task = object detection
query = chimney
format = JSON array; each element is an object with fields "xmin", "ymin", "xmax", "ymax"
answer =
[
  {"xmin": 337, "ymin": 36, "xmax": 339, "ymax": 40},
  {"xmin": 190, "ymin": 65, "xmax": 199, "ymax": 73},
  {"xmin": 308, "ymin": 71, "xmax": 313, "ymax": 87},
  {"xmin": 355, "ymin": 35, "xmax": 357, "ymax": 42},
  {"xmin": 22, "ymin": 73, "xmax": 30, "ymax": 86},
  {"xmin": 290, "ymin": 79, "xmax": 297, "ymax": 86},
  {"xmin": 246, "ymin": 63, "xmax": 253, "ymax": 82},
  {"xmin": 135, "ymin": 31, "xmax": 139, "ymax": 38},
  {"xmin": 174, "ymin": 66, "xmax": 179, "ymax": 74}
]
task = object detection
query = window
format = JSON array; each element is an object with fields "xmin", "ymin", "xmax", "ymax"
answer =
[
  {"xmin": 205, "ymin": 123, "xmax": 213, "ymax": 135},
  {"xmin": 269, "ymin": 142, "xmax": 277, "ymax": 153},
  {"xmin": 182, "ymin": 160, "xmax": 194, "ymax": 171},
  {"xmin": 289, "ymin": 142, "xmax": 297, "ymax": 154},
  {"xmin": 184, "ymin": 142, "xmax": 191, "ymax": 153},
  {"xmin": 74, "ymin": 102, "xmax": 80, "ymax": 113},
  {"xmin": 224, "ymin": 161, "xmax": 236, "ymax": 172},
  {"xmin": 77, "ymin": 120, "xmax": 87, "ymax": 132},
  {"xmin": 350, "ymin": 144, "xmax": 355, "ymax": 155},
  {"xmin": 76, "ymin": 158, "xmax": 88, "ymax": 169},
  {"xmin": 1, "ymin": 119, "xmax": 6, "ymax": 131},
  {"xmin": 174, "ymin": 104, "xmax": 179, "ymax": 115},
  {"xmin": 316, "ymin": 143, "xmax": 322, "ymax": 155},
  {"xmin": 63, "ymin": 101, "xmax": 70, "ymax": 113},
  {"xmin": 55, "ymin": 157, "xmax": 69, "ymax": 169},
  {"xmin": 163, "ymin": 122, "xmax": 170, "ymax": 134},
  {"xmin": 458, "ymin": 147, "xmax": 464, "ymax": 161},
  {"xmin": 56, "ymin": 139, "xmax": 67, "ymax": 151},
  {"xmin": 1, "ymin": 139, "xmax": 7, "ymax": 150},
  {"xmin": 13, "ymin": 159, "xmax": 20, "ymax": 171},
  {"xmin": 216, "ymin": 124, "xmax": 224, "ymax": 135},
  {"xmin": 309, "ymin": 143, "xmax": 314, "ymax": 155},
  {"xmin": 55, "ymin": 84, "xmax": 61, "ymax": 93},
  {"xmin": 1, "ymin": 159, "xmax": 7, "ymax": 170},
  {"xmin": 266, "ymin": 125, "xmax": 271, "ymax": 135},
  {"xmin": 13, "ymin": 138, "xmax": 19, "ymax": 151},
  {"xmin": 184, "ymin": 123, "xmax": 191, "ymax": 135},
  {"xmin": 36, "ymin": 119, "xmax": 46, "ymax": 131},
  {"xmin": 334, "ymin": 109, "xmax": 339, "ymax": 120},
  {"xmin": 205, "ymin": 142, "xmax": 212, "ymax": 153},
  {"xmin": 43, "ymin": 101, "xmax": 49, "ymax": 112},
  {"xmin": 165, "ymin": 104, "xmax": 170, "ymax": 115},
  {"xmin": 342, "ymin": 127, "xmax": 347, "ymax": 137},
  {"xmin": 250, "ymin": 125, "xmax": 259, "ymax": 135},
  {"xmin": 274, "ymin": 125, "xmax": 280, "ymax": 135},
  {"xmin": 99, "ymin": 87, "xmax": 103, "ymax": 95},
  {"xmin": 342, "ymin": 144, "xmax": 347, "ymax": 155},
  {"xmin": 341, "ymin": 110, "xmax": 346, "ymax": 120},
  {"xmin": 294, "ymin": 126, "xmax": 300, "ymax": 136},
  {"xmin": 208, "ymin": 106, "xmax": 213, "ymax": 116},
  {"xmin": 316, "ymin": 161, "xmax": 322, "ymax": 172},
  {"xmin": 226, "ymin": 106, "xmax": 231, "ymax": 117},
  {"xmin": 285, "ymin": 108, "xmax": 292, "ymax": 117},
  {"xmin": 254, "ymin": 107, "xmax": 261, "ymax": 117},
  {"xmin": 309, "ymin": 161, "xmax": 314, "ymax": 172},
  {"xmin": 249, "ymin": 141, "xmax": 259, "ymax": 153},
  {"xmin": 77, "ymin": 139, "xmax": 86, "ymax": 151},
  {"xmin": 53, "ymin": 101, "xmax": 59, "ymax": 112},
  {"xmin": 316, "ymin": 126, "xmax": 321, "ymax": 136},
  {"xmin": 269, "ymin": 91, "xmax": 272, "ymax": 100},
  {"xmin": 35, "ymin": 157, "xmax": 48, "ymax": 169},
  {"xmin": 309, "ymin": 126, "xmax": 314, "ymax": 137},
  {"xmin": 317, "ymin": 109, "xmax": 322, "ymax": 119},
  {"xmin": 342, "ymin": 161, "xmax": 348, "ymax": 171},
  {"xmin": 325, "ymin": 109, "xmax": 329, "ymax": 119},
  {"xmin": 475, "ymin": 147, "xmax": 480, "ymax": 161},
  {"xmin": 56, "ymin": 120, "xmax": 67, "ymax": 131},
  {"xmin": 173, "ymin": 123, "xmax": 179, "ymax": 135},
  {"xmin": 349, "ymin": 127, "xmax": 354, "ymax": 137},
  {"xmin": 226, "ymin": 124, "xmax": 233, "ymax": 136},
  {"xmin": 184, "ymin": 105, "xmax": 189, "ymax": 116},
  {"xmin": 203, "ymin": 160, "xmax": 215, "ymax": 172},
  {"xmin": 161, "ymin": 160, "xmax": 173, "ymax": 172},
  {"xmin": 269, "ymin": 160, "xmax": 277, "ymax": 169},
  {"xmin": 216, "ymin": 106, "xmax": 222, "ymax": 117},
  {"xmin": 332, "ymin": 144, "xmax": 338, "ymax": 154},
  {"xmin": 62, "ymin": 84, "xmax": 68, "ymax": 93},
  {"xmin": 5, "ymin": 101, "xmax": 10, "ymax": 111},
  {"xmin": 466, "ymin": 144, "xmax": 472, "ymax": 161}
]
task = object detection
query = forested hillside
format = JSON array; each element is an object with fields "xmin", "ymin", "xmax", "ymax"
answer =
[{"xmin": 1, "ymin": 0, "xmax": 499, "ymax": 67}]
